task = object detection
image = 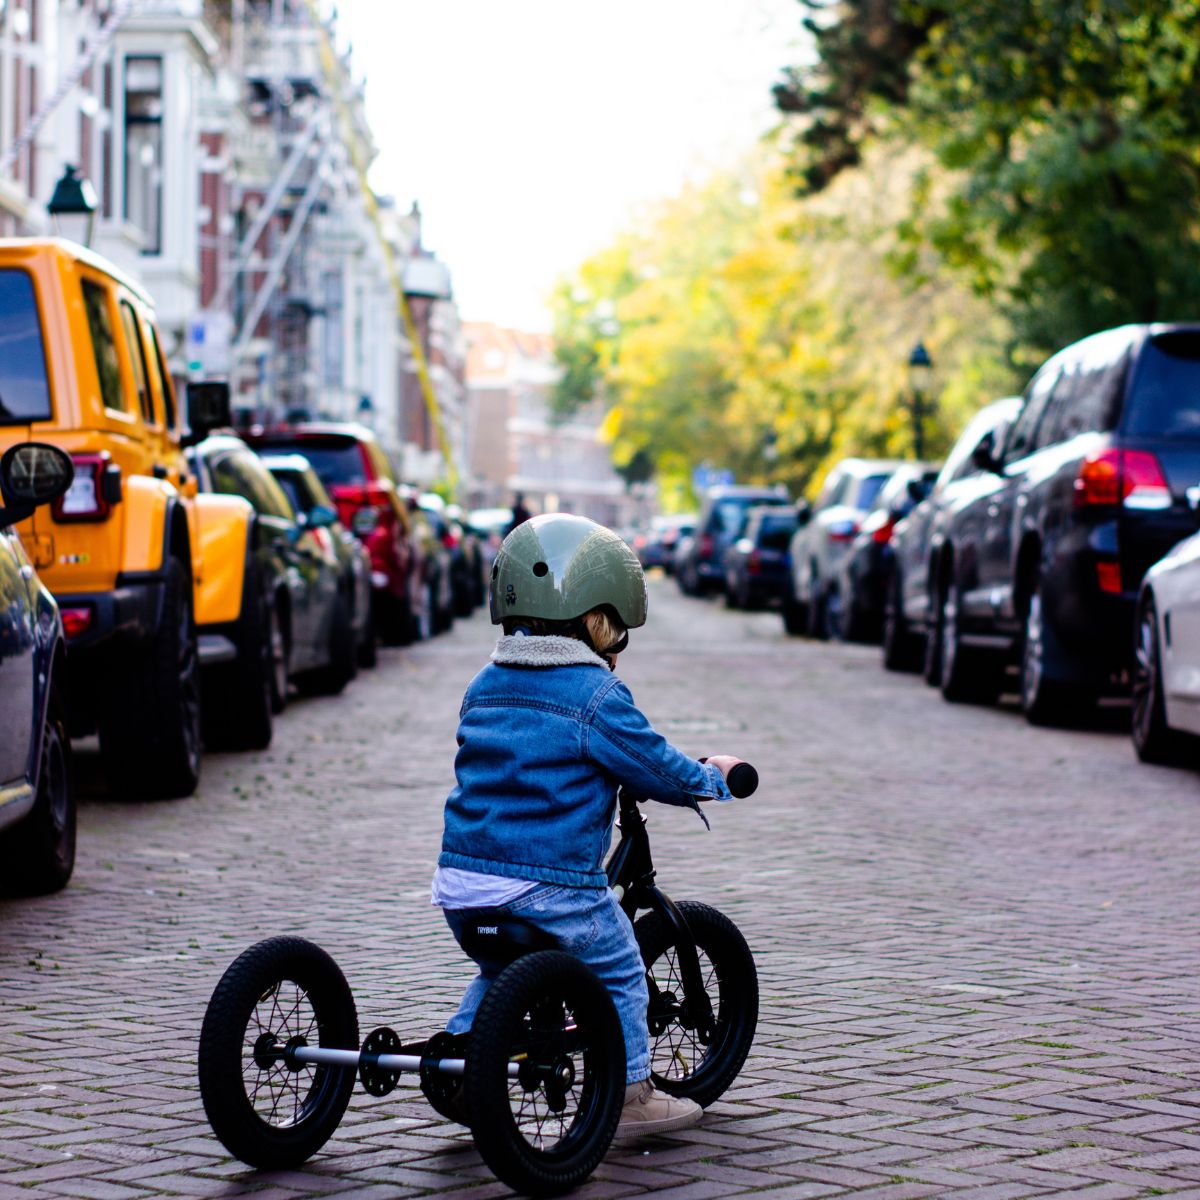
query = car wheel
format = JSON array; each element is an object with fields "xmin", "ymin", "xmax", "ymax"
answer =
[
  {"xmin": 805, "ymin": 569, "xmax": 827, "ymax": 640},
  {"xmin": 882, "ymin": 569, "xmax": 922, "ymax": 673},
  {"xmin": 781, "ymin": 580, "xmax": 807, "ymax": 636},
  {"xmin": 100, "ymin": 556, "xmax": 202, "ymax": 799},
  {"xmin": 1131, "ymin": 592, "xmax": 1190, "ymax": 764},
  {"xmin": 1020, "ymin": 583, "xmax": 1089, "ymax": 726},
  {"xmin": 922, "ymin": 581, "xmax": 944, "ymax": 688},
  {"xmin": 939, "ymin": 585, "xmax": 1002, "ymax": 704},
  {"xmin": 0, "ymin": 684, "xmax": 74, "ymax": 895}
]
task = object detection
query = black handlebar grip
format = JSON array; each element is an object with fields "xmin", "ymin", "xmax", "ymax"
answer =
[{"xmin": 726, "ymin": 762, "xmax": 758, "ymax": 798}]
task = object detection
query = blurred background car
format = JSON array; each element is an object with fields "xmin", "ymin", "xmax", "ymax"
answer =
[
  {"xmin": 678, "ymin": 485, "xmax": 791, "ymax": 596},
  {"xmin": 722, "ymin": 505, "xmax": 799, "ymax": 609},
  {"xmin": 244, "ymin": 423, "xmax": 421, "ymax": 647},
  {"xmin": 263, "ymin": 454, "xmax": 376, "ymax": 669},
  {"xmin": 833, "ymin": 463, "xmax": 938, "ymax": 643},
  {"xmin": 444, "ymin": 504, "xmax": 486, "ymax": 612},
  {"xmin": 191, "ymin": 435, "xmax": 357, "ymax": 719},
  {"xmin": 420, "ymin": 494, "xmax": 476, "ymax": 622},
  {"xmin": 636, "ymin": 513, "xmax": 697, "ymax": 574},
  {"xmin": 0, "ymin": 443, "xmax": 76, "ymax": 895},
  {"xmin": 403, "ymin": 489, "xmax": 453, "ymax": 636},
  {"xmin": 883, "ymin": 398, "xmax": 1021, "ymax": 673},
  {"xmin": 1131, "ymin": 528, "xmax": 1200, "ymax": 764},
  {"xmin": 785, "ymin": 459, "xmax": 904, "ymax": 639}
]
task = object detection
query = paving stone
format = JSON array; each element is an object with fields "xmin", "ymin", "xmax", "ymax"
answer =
[{"xmin": 1, "ymin": 581, "xmax": 1198, "ymax": 1198}]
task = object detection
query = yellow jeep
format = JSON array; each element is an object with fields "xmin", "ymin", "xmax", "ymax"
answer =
[{"xmin": 0, "ymin": 240, "xmax": 254, "ymax": 799}]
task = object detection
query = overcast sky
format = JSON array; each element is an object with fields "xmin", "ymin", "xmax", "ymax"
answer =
[{"xmin": 342, "ymin": 1, "xmax": 804, "ymax": 332}]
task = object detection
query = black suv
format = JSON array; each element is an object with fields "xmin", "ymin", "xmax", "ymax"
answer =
[
  {"xmin": 677, "ymin": 485, "xmax": 790, "ymax": 596},
  {"xmin": 929, "ymin": 324, "xmax": 1200, "ymax": 722}
]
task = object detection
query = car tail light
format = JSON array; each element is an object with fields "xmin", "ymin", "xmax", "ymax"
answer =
[
  {"xmin": 442, "ymin": 530, "xmax": 459, "ymax": 549},
  {"xmin": 747, "ymin": 549, "xmax": 762, "ymax": 575},
  {"xmin": 633, "ymin": 533, "xmax": 647, "ymax": 550},
  {"xmin": 1075, "ymin": 448, "xmax": 1171, "ymax": 510},
  {"xmin": 53, "ymin": 454, "xmax": 121, "ymax": 522},
  {"xmin": 829, "ymin": 519, "xmax": 859, "ymax": 543},
  {"xmin": 872, "ymin": 518, "xmax": 897, "ymax": 545},
  {"xmin": 60, "ymin": 606, "xmax": 93, "ymax": 638},
  {"xmin": 699, "ymin": 533, "xmax": 714, "ymax": 558},
  {"xmin": 1096, "ymin": 561, "xmax": 1123, "ymax": 594}
]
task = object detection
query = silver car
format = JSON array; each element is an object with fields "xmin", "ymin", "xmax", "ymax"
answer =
[{"xmin": 785, "ymin": 458, "xmax": 906, "ymax": 639}]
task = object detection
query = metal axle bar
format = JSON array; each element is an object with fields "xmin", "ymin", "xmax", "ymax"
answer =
[{"xmin": 288, "ymin": 1046, "xmax": 521, "ymax": 1078}]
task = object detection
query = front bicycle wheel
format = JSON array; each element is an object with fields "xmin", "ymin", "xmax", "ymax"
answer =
[
  {"xmin": 464, "ymin": 951, "xmax": 624, "ymax": 1197},
  {"xmin": 198, "ymin": 936, "xmax": 359, "ymax": 1169},
  {"xmin": 634, "ymin": 901, "xmax": 757, "ymax": 1108}
]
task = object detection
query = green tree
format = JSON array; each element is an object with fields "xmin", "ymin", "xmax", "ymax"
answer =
[{"xmin": 775, "ymin": 0, "xmax": 1200, "ymax": 352}]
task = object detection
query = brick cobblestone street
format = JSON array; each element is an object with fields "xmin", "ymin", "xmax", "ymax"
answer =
[{"xmin": 2, "ymin": 575, "xmax": 1198, "ymax": 1199}]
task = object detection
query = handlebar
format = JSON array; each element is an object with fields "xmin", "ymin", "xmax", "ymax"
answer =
[{"xmin": 725, "ymin": 762, "xmax": 758, "ymax": 798}]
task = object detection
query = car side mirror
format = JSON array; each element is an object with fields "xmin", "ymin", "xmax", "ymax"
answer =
[
  {"xmin": 185, "ymin": 381, "xmax": 232, "ymax": 445},
  {"xmin": 905, "ymin": 478, "xmax": 928, "ymax": 503},
  {"xmin": 795, "ymin": 499, "xmax": 812, "ymax": 527},
  {"xmin": 304, "ymin": 503, "xmax": 338, "ymax": 529},
  {"xmin": 0, "ymin": 442, "xmax": 74, "ymax": 529},
  {"xmin": 971, "ymin": 434, "xmax": 1001, "ymax": 474}
]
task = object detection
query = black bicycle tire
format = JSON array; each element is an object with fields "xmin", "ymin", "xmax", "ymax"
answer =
[
  {"xmin": 464, "ymin": 951, "xmax": 624, "ymax": 1197},
  {"xmin": 634, "ymin": 901, "xmax": 757, "ymax": 1108},
  {"xmin": 198, "ymin": 936, "xmax": 359, "ymax": 1169}
]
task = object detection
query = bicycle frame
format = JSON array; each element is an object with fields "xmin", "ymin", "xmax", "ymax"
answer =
[{"xmin": 605, "ymin": 789, "xmax": 716, "ymax": 1043}]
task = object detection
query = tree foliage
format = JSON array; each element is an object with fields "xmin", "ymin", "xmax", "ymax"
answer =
[
  {"xmin": 774, "ymin": 0, "xmax": 1200, "ymax": 351},
  {"xmin": 551, "ymin": 148, "xmax": 1016, "ymax": 505}
]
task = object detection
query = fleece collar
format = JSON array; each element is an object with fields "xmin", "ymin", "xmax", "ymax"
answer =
[{"xmin": 491, "ymin": 634, "xmax": 609, "ymax": 669}]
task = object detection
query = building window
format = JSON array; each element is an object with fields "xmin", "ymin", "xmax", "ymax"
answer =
[{"xmin": 124, "ymin": 56, "xmax": 163, "ymax": 254}]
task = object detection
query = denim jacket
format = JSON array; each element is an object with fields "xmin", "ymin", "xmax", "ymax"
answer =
[{"xmin": 439, "ymin": 634, "xmax": 732, "ymax": 888}]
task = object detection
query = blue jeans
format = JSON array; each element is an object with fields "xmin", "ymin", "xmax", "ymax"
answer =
[{"xmin": 443, "ymin": 884, "xmax": 650, "ymax": 1084}]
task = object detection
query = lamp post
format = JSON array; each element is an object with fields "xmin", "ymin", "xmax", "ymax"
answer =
[
  {"xmin": 47, "ymin": 165, "xmax": 98, "ymax": 247},
  {"xmin": 907, "ymin": 341, "xmax": 933, "ymax": 460}
]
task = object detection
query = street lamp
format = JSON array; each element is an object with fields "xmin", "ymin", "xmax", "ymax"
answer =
[
  {"xmin": 47, "ymin": 165, "xmax": 98, "ymax": 247},
  {"xmin": 907, "ymin": 340, "xmax": 933, "ymax": 460}
]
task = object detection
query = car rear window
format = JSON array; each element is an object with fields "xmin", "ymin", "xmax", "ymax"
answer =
[
  {"xmin": 757, "ymin": 515, "xmax": 796, "ymax": 550},
  {"xmin": 853, "ymin": 474, "xmax": 890, "ymax": 510},
  {"xmin": 0, "ymin": 269, "xmax": 52, "ymax": 423},
  {"xmin": 1124, "ymin": 332, "xmax": 1200, "ymax": 439},
  {"xmin": 255, "ymin": 438, "xmax": 367, "ymax": 487}
]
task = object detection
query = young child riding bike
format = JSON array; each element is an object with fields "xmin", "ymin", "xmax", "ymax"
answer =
[{"xmin": 432, "ymin": 513, "xmax": 742, "ymax": 1139}]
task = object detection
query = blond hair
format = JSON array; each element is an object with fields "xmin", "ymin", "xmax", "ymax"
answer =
[{"xmin": 583, "ymin": 607, "xmax": 625, "ymax": 654}]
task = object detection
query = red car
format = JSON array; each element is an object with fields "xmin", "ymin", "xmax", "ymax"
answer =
[{"xmin": 242, "ymin": 423, "xmax": 425, "ymax": 644}]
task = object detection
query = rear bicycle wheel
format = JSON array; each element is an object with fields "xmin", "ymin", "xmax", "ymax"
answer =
[
  {"xmin": 464, "ymin": 951, "xmax": 624, "ymax": 1197},
  {"xmin": 198, "ymin": 936, "xmax": 359, "ymax": 1169},
  {"xmin": 634, "ymin": 902, "xmax": 757, "ymax": 1108}
]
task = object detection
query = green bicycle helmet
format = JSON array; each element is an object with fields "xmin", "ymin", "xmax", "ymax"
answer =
[{"xmin": 489, "ymin": 513, "xmax": 648, "ymax": 629}]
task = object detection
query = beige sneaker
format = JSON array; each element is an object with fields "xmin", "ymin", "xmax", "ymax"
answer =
[{"xmin": 613, "ymin": 1079, "xmax": 702, "ymax": 1140}]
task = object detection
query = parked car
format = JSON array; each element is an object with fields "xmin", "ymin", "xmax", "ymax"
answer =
[
  {"xmin": 190, "ymin": 436, "xmax": 357, "ymax": 716},
  {"xmin": 421, "ymin": 494, "xmax": 476, "ymax": 620},
  {"xmin": 446, "ymin": 503, "xmax": 486, "ymax": 609},
  {"xmin": 678, "ymin": 486, "xmax": 790, "ymax": 596},
  {"xmin": 834, "ymin": 463, "xmax": 938, "ymax": 643},
  {"xmin": 0, "ymin": 443, "xmax": 76, "ymax": 894},
  {"xmin": 927, "ymin": 324, "xmax": 1200, "ymax": 721},
  {"xmin": 884, "ymin": 398, "xmax": 1021, "ymax": 674},
  {"xmin": 722, "ymin": 506, "xmax": 798, "ymax": 609},
  {"xmin": 243, "ymin": 423, "xmax": 423, "ymax": 646},
  {"xmin": 1131, "ymin": 528, "xmax": 1200, "ymax": 764},
  {"xmin": 784, "ymin": 459, "xmax": 904, "ymax": 638},
  {"xmin": 636, "ymin": 513, "xmax": 696, "ymax": 574},
  {"xmin": 262, "ymin": 453, "xmax": 376, "ymax": 669},
  {"xmin": 404, "ymin": 488, "xmax": 454, "ymax": 635},
  {"xmin": 0, "ymin": 241, "xmax": 256, "ymax": 799}
]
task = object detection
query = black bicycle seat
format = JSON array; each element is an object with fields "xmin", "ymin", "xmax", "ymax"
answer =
[{"xmin": 459, "ymin": 910, "xmax": 558, "ymax": 965}]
